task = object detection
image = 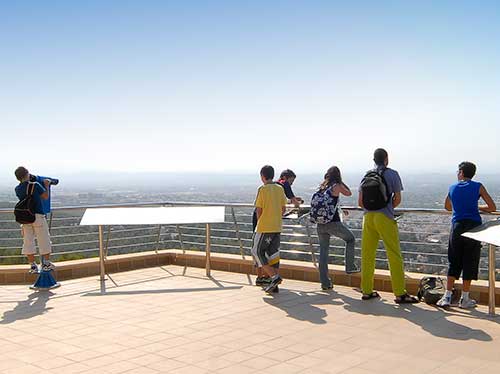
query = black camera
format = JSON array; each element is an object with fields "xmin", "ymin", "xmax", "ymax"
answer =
[{"xmin": 30, "ymin": 175, "xmax": 59, "ymax": 185}]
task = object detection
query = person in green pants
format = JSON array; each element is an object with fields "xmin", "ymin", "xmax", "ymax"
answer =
[{"xmin": 358, "ymin": 148, "xmax": 418, "ymax": 304}]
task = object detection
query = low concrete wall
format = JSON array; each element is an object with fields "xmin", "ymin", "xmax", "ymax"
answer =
[{"xmin": 1, "ymin": 249, "xmax": 498, "ymax": 306}]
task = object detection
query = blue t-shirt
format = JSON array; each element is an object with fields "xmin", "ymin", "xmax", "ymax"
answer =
[
  {"xmin": 276, "ymin": 179, "xmax": 295, "ymax": 200},
  {"xmin": 15, "ymin": 182, "xmax": 46, "ymax": 215},
  {"xmin": 360, "ymin": 167, "xmax": 403, "ymax": 220},
  {"xmin": 449, "ymin": 180, "xmax": 482, "ymax": 224},
  {"xmin": 33, "ymin": 175, "xmax": 55, "ymax": 214}
]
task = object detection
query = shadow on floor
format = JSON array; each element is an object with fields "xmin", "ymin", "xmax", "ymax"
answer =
[
  {"xmin": 338, "ymin": 292, "xmax": 493, "ymax": 341},
  {"xmin": 0, "ymin": 291, "xmax": 54, "ymax": 324},
  {"xmin": 264, "ymin": 286, "xmax": 493, "ymax": 341},
  {"xmin": 264, "ymin": 289, "xmax": 343, "ymax": 325},
  {"xmin": 83, "ymin": 285, "xmax": 243, "ymax": 296}
]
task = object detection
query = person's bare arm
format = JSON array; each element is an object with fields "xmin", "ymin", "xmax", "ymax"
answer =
[
  {"xmin": 282, "ymin": 206, "xmax": 286, "ymax": 214},
  {"xmin": 479, "ymin": 185, "xmax": 497, "ymax": 213},
  {"xmin": 256, "ymin": 207, "xmax": 263, "ymax": 220},
  {"xmin": 444, "ymin": 195, "xmax": 452, "ymax": 211},
  {"xmin": 339, "ymin": 182, "xmax": 352, "ymax": 197},
  {"xmin": 332, "ymin": 183, "xmax": 352, "ymax": 197},
  {"xmin": 291, "ymin": 197, "xmax": 302, "ymax": 207},
  {"xmin": 358, "ymin": 191, "xmax": 364, "ymax": 208},
  {"xmin": 392, "ymin": 191, "xmax": 402, "ymax": 208}
]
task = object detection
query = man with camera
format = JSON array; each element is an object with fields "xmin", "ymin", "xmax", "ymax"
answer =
[{"xmin": 14, "ymin": 166, "xmax": 58, "ymax": 273}]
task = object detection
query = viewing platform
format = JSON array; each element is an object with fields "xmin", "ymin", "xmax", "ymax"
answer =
[
  {"xmin": 1, "ymin": 202, "xmax": 498, "ymax": 303},
  {"xmin": 2, "ymin": 266, "xmax": 500, "ymax": 374},
  {"xmin": 1, "ymin": 202, "xmax": 499, "ymax": 373}
]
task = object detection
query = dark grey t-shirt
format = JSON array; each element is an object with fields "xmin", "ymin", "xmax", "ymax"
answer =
[{"xmin": 360, "ymin": 167, "xmax": 403, "ymax": 219}]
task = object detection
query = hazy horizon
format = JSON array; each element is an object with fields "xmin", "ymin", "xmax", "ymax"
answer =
[{"xmin": 1, "ymin": 171, "xmax": 499, "ymax": 211}]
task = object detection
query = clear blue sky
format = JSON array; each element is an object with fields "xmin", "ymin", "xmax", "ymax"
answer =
[{"xmin": 2, "ymin": 1, "xmax": 499, "ymax": 179}]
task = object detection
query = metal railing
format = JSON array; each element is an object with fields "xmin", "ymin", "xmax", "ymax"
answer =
[
  {"xmin": 0, "ymin": 202, "xmax": 497, "ymax": 271},
  {"xmin": 0, "ymin": 202, "xmax": 498, "ymax": 313}
]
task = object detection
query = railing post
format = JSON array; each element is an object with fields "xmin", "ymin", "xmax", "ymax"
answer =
[
  {"xmin": 231, "ymin": 207, "xmax": 245, "ymax": 259},
  {"xmin": 176, "ymin": 224, "xmax": 185, "ymax": 254},
  {"xmin": 98, "ymin": 225, "xmax": 106, "ymax": 282},
  {"xmin": 304, "ymin": 218, "xmax": 318, "ymax": 268},
  {"xmin": 155, "ymin": 224, "xmax": 162, "ymax": 255},
  {"xmin": 206, "ymin": 223, "xmax": 211, "ymax": 277},
  {"xmin": 104, "ymin": 225, "xmax": 111, "ymax": 259},
  {"xmin": 489, "ymin": 243, "xmax": 496, "ymax": 316},
  {"xmin": 48, "ymin": 211, "xmax": 54, "ymax": 233}
]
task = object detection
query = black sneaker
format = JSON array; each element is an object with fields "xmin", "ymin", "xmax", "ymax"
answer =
[
  {"xmin": 255, "ymin": 277, "xmax": 271, "ymax": 286},
  {"xmin": 346, "ymin": 266, "xmax": 360, "ymax": 274},
  {"xmin": 29, "ymin": 262, "xmax": 39, "ymax": 274},
  {"xmin": 264, "ymin": 276, "xmax": 282, "ymax": 293},
  {"xmin": 321, "ymin": 284, "xmax": 334, "ymax": 291},
  {"xmin": 272, "ymin": 285, "xmax": 279, "ymax": 293}
]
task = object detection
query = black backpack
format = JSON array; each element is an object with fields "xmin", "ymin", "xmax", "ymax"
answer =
[
  {"xmin": 360, "ymin": 168, "xmax": 390, "ymax": 210},
  {"xmin": 14, "ymin": 183, "xmax": 37, "ymax": 224},
  {"xmin": 417, "ymin": 277, "xmax": 446, "ymax": 304}
]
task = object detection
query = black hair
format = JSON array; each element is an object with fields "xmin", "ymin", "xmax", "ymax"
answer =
[
  {"xmin": 373, "ymin": 148, "xmax": 388, "ymax": 166},
  {"xmin": 320, "ymin": 166, "xmax": 342, "ymax": 190},
  {"xmin": 279, "ymin": 169, "xmax": 296, "ymax": 180},
  {"xmin": 14, "ymin": 166, "xmax": 29, "ymax": 182},
  {"xmin": 459, "ymin": 161, "xmax": 476, "ymax": 179},
  {"xmin": 260, "ymin": 165, "xmax": 274, "ymax": 180}
]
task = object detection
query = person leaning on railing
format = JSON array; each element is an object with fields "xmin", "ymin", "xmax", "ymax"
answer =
[
  {"xmin": 358, "ymin": 148, "xmax": 418, "ymax": 304},
  {"xmin": 437, "ymin": 161, "xmax": 497, "ymax": 309},
  {"xmin": 276, "ymin": 169, "xmax": 304, "ymax": 207},
  {"xmin": 14, "ymin": 166, "xmax": 56, "ymax": 273}
]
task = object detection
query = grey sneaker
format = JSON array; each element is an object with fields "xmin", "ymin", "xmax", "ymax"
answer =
[
  {"xmin": 29, "ymin": 262, "xmax": 39, "ymax": 274},
  {"xmin": 264, "ymin": 276, "xmax": 282, "ymax": 293},
  {"xmin": 459, "ymin": 298, "xmax": 477, "ymax": 309},
  {"xmin": 437, "ymin": 294, "xmax": 451, "ymax": 307}
]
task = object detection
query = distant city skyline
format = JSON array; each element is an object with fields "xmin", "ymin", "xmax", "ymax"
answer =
[{"xmin": 2, "ymin": 1, "xmax": 500, "ymax": 177}]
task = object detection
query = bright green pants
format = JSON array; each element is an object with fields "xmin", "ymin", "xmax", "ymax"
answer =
[{"xmin": 361, "ymin": 212, "xmax": 407, "ymax": 297}]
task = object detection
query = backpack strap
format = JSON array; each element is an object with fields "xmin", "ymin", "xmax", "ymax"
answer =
[
  {"xmin": 375, "ymin": 166, "xmax": 387, "ymax": 176},
  {"xmin": 25, "ymin": 182, "xmax": 36, "ymax": 198}
]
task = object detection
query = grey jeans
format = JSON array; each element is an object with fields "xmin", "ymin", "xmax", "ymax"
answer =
[{"xmin": 317, "ymin": 221, "xmax": 357, "ymax": 287}]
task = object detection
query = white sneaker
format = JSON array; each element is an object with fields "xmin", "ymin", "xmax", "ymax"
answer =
[
  {"xmin": 459, "ymin": 298, "xmax": 477, "ymax": 309},
  {"xmin": 437, "ymin": 294, "xmax": 451, "ymax": 307},
  {"xmin": 42, "ymin": 261, "xmax": 55, "ymax": 272}
]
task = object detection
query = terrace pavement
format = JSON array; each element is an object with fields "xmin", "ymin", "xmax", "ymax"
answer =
[{"xmin": 1, "ymin": 266, "xmax": 500, "ymax": 374}]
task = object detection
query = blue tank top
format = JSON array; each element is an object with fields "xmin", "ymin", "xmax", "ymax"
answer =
[{"xmin": 449, "ymin": 180, "xmax": 482, "ymax": 224}]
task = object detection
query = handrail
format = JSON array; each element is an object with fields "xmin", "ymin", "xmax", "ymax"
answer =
[{"xmin": 0, "ymin": 201, "xmax": 498, "ymax": 215}]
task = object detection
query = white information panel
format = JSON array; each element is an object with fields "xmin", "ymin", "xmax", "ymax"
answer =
[
  {"xmin": 462, "ymin": 221, "xmax": 500, "ymax": 247},
  {"xmin": 80, "ymin": 206, "xmax": 225, "ymax": 226}
]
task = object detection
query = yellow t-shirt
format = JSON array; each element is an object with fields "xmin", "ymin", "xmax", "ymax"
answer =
[{"xmin": 255, "ymin": 183, "xmax": 287, "ymax": 233}]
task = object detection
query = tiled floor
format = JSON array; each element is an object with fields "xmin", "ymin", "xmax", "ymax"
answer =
[{"xmin": 1, "ymin": 266, "xmax": 500, "ymax": 373}]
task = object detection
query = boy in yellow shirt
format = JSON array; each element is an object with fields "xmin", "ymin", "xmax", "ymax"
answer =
[{"xmin": 252, "ymin": 165, "xmax": 287, "ymax": 293}]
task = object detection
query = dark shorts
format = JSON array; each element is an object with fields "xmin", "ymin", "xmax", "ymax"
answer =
[
  {"xmin": 448, "ymin": 219, "xmax": 482, "ymax": 280},
  {"xmin": 251, "ymin": 232, "xmax": 280, "ymax": 268}
]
